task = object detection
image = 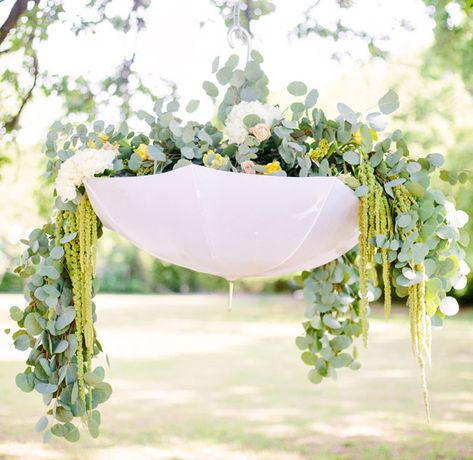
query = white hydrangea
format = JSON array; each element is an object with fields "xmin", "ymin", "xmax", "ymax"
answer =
[
  {"xmin": 56, "ymin": 148, "xmax": 116, "ymax": 202},
  {"xmin": 224, "ymin": 101, "xmax": 282, "ymax": 144}
]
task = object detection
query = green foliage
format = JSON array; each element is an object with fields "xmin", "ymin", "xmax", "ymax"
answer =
[
  {"xmin": 10, "ymin": 211, "xmax": 110, "ymax": 442},
  {"xmin": 10, "ymin": 50, "xmax": 468, "ymax": 439}
]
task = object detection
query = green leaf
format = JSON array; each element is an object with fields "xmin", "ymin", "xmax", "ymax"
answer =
[
  {"xmin": 14, "ymin": 333, "xmax": 30, "ymax": 351},
  {"xmin": 93, "ymin": 366, "xmax": 105, "ymax": 382},
  {"xmin": 43, "ymin": 430, "xmax": 52, "ymax": 443},
  {"xmin": 56, "ymin": 406, "xmax": 73, "ymax": 423},
  {"xmin": 378, "ymin": 90, "xmax": 400, "ymax": 114},
  {"xmin": 50, "ymin": 246, "xmax": 65, "ymax": 260},
  {"xmin": 93, "ymin": 120, "xmax": 104, "ymax": 133},
  {"xmin": 243, "ymin": 114, "xmax": 261, "ymax": 128},
  {"xmin": 202, "ymin": 81, "xmax": 219, "ymax": 98},
  {"xmin": 225, "ymin": 54, "xmax": 239, "ymax": 70},
  {"xmin": 330, "ymin": 335, "xmax": 352, "ymax": 351},
  {"xmin": 427, "ymin": 153, "xmax": 444, "ymax": 168},
  {"xmin": 51, "ymin": 423, "xmax": 66, "ymax": 437},
  {"xmin": 84, "ymin": 371, "xmax": 101, "ymax": 386},
  {"xmin": 305, "ymin": 89, "xmax": 319, "ymax": 108},
  {"xmin": 39, "ymin": 358, "xmax": 51, "ymax": 377},
  {"xmin": 211, "ymin": 56, "xmax": 219, "ymax": 73},
  {"xmin": 301, "ymin": 351, "xmax": 315, "ymax": 366},
  {"xmin": 337, "ymin": 103, "xmax": 358, "ymax": 124},
  {"xmin": 35, "ymin": 382, "xmax": 58, "ymax": 395},
  {"xmin": 39, "ymin": 265, "xmax": 60, "ymax": 280},
  {"xmin": 35, "ymin": 416, "xmax": 48, "ymax": 433},
  {"xmin": 366, "ymin": 112, "xmax": 388, "ymax": 131},
  {"xmin": 308, "ymin": 369, "xmax": 323, "ymax": 384},
  {"xmin": 16, "ymin": 372, "xmax": 34, "ymax": 392},
  {"xmin": 166, "ymin": 100, "xmax": 179, "ymax": 112},
  {"xmin": 181, "ymin": 147, "xmax": 194, "ymax": 160},
  {"xmin": 56, "ymin": 307, "xmax": 75, "ymax": 330},
  {"xmin": 64, "ymin": 424, "xmax": 80, "ymax": 442},
  {"xmin": 343, "ymin": 150, "xmax": 360, "ymax": 165},
  {"xmin": 148, "ymin": 145, "xmax": 166, "ymax": 161},
  {"xmin": 322, "ymin": 315, "xmax": 342, "ymax": 329},
  {"xmin": 185, "ymin": 99, "xmax": 200, "ymax": 113},
  {"xmin": 250, "ymin": 49, "xmax": 264, "ymax": 63},
  {"xmin": 54, "ymin": 340, "xmax": 69, "ymax": 354},
  {"xmin": 331, "ymin": 353, "xmax": 353, "ymax": 368},
  {"xmin": 10, "ymin": 306, "xmax": 24, "ymax": 322},
  {"xmin": 295, "ymin": 336, "xmax": 309, "ymax": 350},
  {"xmin": 92, "ymin": 382, "xmax": 113, "ymax": 404},
  {"xmin": 128, "ymin": 153, "xmax": 142, "ymax": 171},
  {"xmin": 397, "ymin": 213, "xmax": 412, "ymax": 228},
  {"xmin": 355, "ymin": 185, "xmax": 369, "ymax": 197},
  {"xmin": 287, "ymin": 81, "xmax": 308, "ymax": 96},
  {"xmin": 71, "ymin": 381, "xmax": 79, "ymax": 405},
  {"xmin": 60, "ymin": 232, "xmax": 77, "ymax": 245},
  {"xmin": 290, "ymin": 102, "xmax": 306, "ymax": 114},
  {"xmin": 88, "ymin": 417, "xmax": 100, "ymax": 438},
  {"xmin": 216, "ymin": 67, "xmax": 232, "ymax": 85}
]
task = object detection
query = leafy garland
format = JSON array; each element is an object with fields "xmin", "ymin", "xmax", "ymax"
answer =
[{"xmin": 9, "ymin": 50, "xmax": 468, "ymax": 441}]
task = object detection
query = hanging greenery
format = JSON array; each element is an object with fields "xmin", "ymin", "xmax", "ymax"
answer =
[{"xmin": 9, "ymin": 50, "xmax": 468, "ymax": 441}]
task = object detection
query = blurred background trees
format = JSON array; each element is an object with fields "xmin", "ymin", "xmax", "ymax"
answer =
[{"xmin": 0, "ymin": 0, "xmax": 472, "ymax": 297}]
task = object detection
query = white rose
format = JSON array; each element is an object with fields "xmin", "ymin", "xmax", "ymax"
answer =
[
  {"xmin": 249, "ymin": 123, "xmax": 271, "ymax": 142},
  {"xmin": 241, "ymin": 160, "xmax": 256, "ymax": 174}
]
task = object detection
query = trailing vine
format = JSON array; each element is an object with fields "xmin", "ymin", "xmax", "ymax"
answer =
[{"xmin": 8, "ymin": 50, "xmax": 468, "ymax": 440}]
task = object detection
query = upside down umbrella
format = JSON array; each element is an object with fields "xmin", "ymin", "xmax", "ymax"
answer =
[{"xmin": 85, "ymin": 164, "xmax": 359, "ymax": 281}]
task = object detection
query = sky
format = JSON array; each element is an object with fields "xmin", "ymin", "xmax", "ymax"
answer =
[{"xmin": 1, "ymin": 0, "xmax": 435, "ymax": 144}]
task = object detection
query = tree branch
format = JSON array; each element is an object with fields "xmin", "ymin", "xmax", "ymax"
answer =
[
  {"xmin": 0, "ymin": 0, "xmax": 29, "ymax": 46},
  {"xmin": 4, "ymin": 53, "xmax": 39, "ymax": 132}
]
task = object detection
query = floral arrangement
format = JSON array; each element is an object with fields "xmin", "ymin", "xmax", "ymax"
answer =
[{"xmin": 9, "ymin": 50, "xmax": 468, "ymax": 441}]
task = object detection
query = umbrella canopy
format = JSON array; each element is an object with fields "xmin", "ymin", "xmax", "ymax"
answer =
[{"xmin": 85, "ymin": 165, "xmax": 359, "ymax": 280}]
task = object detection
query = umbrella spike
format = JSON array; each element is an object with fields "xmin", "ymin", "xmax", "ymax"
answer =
[{"xmin": 227, "ymin": 280, "xmax": 235, "ymax": 312}]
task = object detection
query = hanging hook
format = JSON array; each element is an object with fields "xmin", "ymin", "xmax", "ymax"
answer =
[{"xmin": 227, "ymin": 0, "xmax": 252, "ymax": 63}]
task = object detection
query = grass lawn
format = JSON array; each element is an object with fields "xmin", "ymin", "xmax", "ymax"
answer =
[{"xmin": 0, "ymin": 293, "xmax": 472, "ymax": 459}]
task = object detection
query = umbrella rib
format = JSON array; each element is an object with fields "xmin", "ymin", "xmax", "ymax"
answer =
[
  {"xmin": 256, "ymin": 179, "xmax": 337, "ymax": 277},
  {"xmin": 190, "ymin": 165, "xmax": 218, "ymax": 268}
]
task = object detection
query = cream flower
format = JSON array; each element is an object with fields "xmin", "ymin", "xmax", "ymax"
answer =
[
  {"xmin": 56, "ymin": 149, "xmax": 116, "ymax": 202},
  {"xmin": 249, "ymin": 123, "xmax": 271, "ymax": 143},
  {"xmin": 241, "ymin": 160, "xmax": 256, "ymax": 174},
  {"xmin": 224, "ymin": 101, "xmax": 281, "ymax": 144}
]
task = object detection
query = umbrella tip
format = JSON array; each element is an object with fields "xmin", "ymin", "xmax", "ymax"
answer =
[{"xmin": 227, "ymin": 280, "xmax": 235, "ymax": 312}]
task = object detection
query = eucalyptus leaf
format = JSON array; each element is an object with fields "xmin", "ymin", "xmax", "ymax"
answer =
[
  {"xmin": 287, "ymin": 81, "xmax": 307, "ymax": 96},
  {"xmin": 202, "ymin": 81, "xmax": 219, "ymax": 98},
  {"xmin": 378, "ymin": 90, "xmax": 400, "ymax": 114}
]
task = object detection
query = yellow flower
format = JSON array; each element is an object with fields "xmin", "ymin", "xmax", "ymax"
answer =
[
  {"xmin": 264, "ymin": 160, "xmax": 282, "ymax": 175},
  {"xmin": 353, "ymin": 130, "xmax": 362, "ymax": 145},
  {"xmin": 98, "ymin": 133, "xmax": 109, "ymax": 143},
  {"xmin": 310, "ymin": 138, "xmax": 329, "ymax": 162},
  {"xmin": 203, "ymin": 151, "xmax": 230, "ymax": 170},
  {"xmin": 87, "ymin": 140, "xmax": 97, "ymax": 148},
  {"xmin": 136, "ymin": 144, "xmax": 151, "ymax": 161}
]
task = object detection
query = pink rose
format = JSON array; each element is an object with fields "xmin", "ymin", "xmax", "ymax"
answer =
[
  {"xmin": 241, "ymin": 160, "xmax": 256, "ymax": 175},
  {"xmin": 249, "ymin": 123, "xmax": 271, "ymax": 142}
]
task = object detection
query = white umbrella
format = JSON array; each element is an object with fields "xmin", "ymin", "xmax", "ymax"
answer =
[{"xmin": 85, "ymin": 165, "xmax": 359, "ymax": 281}]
